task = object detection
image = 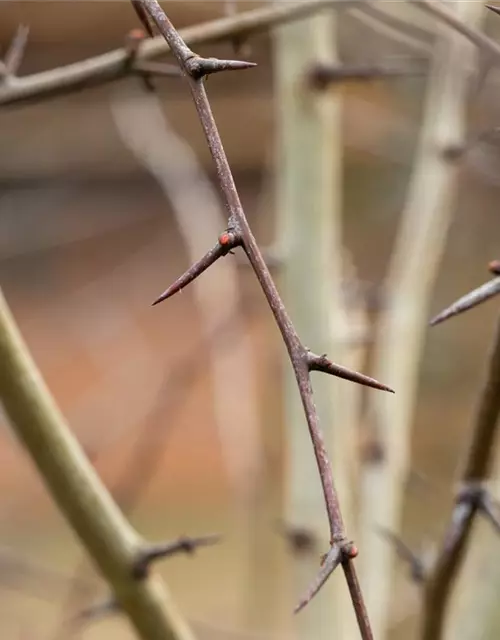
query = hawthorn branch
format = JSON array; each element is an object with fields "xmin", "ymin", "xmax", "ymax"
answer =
[
  {"xmin": 422, "ymin": 313, "xmax": 500, "ymax": 640},
  {"xmin": 140, "ymin": 0, "xmax": 392, "ymax": 633}
]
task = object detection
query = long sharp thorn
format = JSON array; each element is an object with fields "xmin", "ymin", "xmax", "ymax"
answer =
[
  {"xmin": 294, "ymin": 545, "xmax": 343, "ymax": 614},
  {"xmin": 187, "ymin": 56, "xmax": 256, "ymax": 79},
  {"xmin": 152, "ymin": 232, "xmax": 239, "ymax": 306},
  {"xmin": 486, "ymin": 4, "xmax": 500, "ymax": 17},
  {"xmin": 430, "ymin": 277, "xmax": 500, "ymax": 326},
  {"xmin": 307, "ymin": 352, "xmax": 394, "ymax": 393}
]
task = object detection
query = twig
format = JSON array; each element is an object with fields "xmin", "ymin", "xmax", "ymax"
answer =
[
  {"xmin": 0, "ymin": 288, "xmax": 194, "ymax": 640},
  {"xmin": 0, "ymin": 0, "xmax": 348, "ymax": 107},
  {"xmin": 139, "ymin": 0, "xmax": 391, "ymax": 632},
  {"xmin": 422, "ymin": 314, "xmax": 500, "ymax": 640}
]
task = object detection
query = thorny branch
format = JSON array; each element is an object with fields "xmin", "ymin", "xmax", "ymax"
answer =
[
  {"xmin": 421, "ymin": 299, "xmax": 500, "ymax": 639},
  {"xmin": 137, "ymin": 0, "xmax": 393, "ymax": 634}
]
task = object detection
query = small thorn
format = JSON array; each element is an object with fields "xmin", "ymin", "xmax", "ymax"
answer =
[
  {"xmin": 376, "ymin": 526, "xmax": 426, "ymax": 583},
  {"xmin": 131, "ymin": 0, "xmax": 155, "ymax": 37},
  {"xmin": 152, "ymin": 231, "xmax": 240, "ymax": 306},
  {"xmin": 486, "ymin": 4, "xmax": 500, "ymax": 17},
  {"xmin": 479, "ymin": 492, "xmax": 500, "ymax": 534},
  {"xmin": 133, "ymin": 534, "xmax": 221, "ymax": 579},
  {"xmin": 294, "ymin": 544, "xmax": 343, "ymax": 614},
  {"xmin": 186, "ymin": 55, "xmax": 257, "ymax": 79},
  {"xmin": 430, "ymin": 277, "xmax": 500, "ymax": 326},
  {"xmin": 2, "ymin": 24, "xmax": 29, "ymax": 78},
  {"xmin": 307, "ymin": 351, "xmax": 394, "ymax": 393}
]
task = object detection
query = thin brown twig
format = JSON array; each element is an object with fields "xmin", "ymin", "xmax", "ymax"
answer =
[
  {"xmin": 138, "ymin": 1, "xmax": 392, "ymax": 634},
  {"xmin": 422, "ymin": 313, "xmax": 500, "ymax": 640}
]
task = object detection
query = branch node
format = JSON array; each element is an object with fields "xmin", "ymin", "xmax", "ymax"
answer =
[{"xmin": 306, "ymin": 350, "xmax": 394, "ymax": 393}]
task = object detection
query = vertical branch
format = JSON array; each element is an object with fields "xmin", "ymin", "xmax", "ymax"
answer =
[
  {"xmin": 273, "ymin": 10, "xmax": 357, "ymax": 638},
  {"xmin": 359, "ymin": 1, "xmax": 484, "ymax": 637},
  {"xmin": 138, "ymin": 1, "xmax": 393, "ymax": 635},
  {"xmin": 0, "ymin": 289, "xmax": 194, "ymax": 640},
  {"xmin": 422, "ymin": 314, "xmax": 500, "ymax": 640}
]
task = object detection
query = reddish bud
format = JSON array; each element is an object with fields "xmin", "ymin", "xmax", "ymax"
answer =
[{"xmin": 218, "ymin": 232, "xmax": 232, "ymax": 246}]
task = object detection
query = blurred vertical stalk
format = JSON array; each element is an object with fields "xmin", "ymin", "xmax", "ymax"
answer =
[
  {"xmin": 274, "ymin": 8, "xmax": 358, "ymax": 638},
  {"xmin": 358, "ymin": 2, "xmax": 484, "ymax": 637}
]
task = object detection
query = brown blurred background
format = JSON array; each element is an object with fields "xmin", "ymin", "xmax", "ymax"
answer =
[{"xmin": 1, "ymin": 2, "xmax": 500, "ymax": 639}]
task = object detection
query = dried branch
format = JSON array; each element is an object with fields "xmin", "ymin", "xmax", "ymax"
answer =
[
  {"xmin": 139, "ymin": 0, "xmax": 391, "ymax": 632},
  {"xmin": 0, "ymin": 288, "xmax": 194, "ymax": 640},
  {"xmin": 0, "ymin": 0, "xmax": 348, "ymax": 107},
  {"xmin": 422, "ymin": 314, "xmax": 500, "ymax": 640}
]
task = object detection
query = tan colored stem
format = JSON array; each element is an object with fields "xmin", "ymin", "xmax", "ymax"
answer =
[
  {"xmin": 0, "ymin": 288, "xmax": 194, "ymax": 640},
  {"xmin": 274, "ymin": 11, "xmax": 358, "ymax": 639}
]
